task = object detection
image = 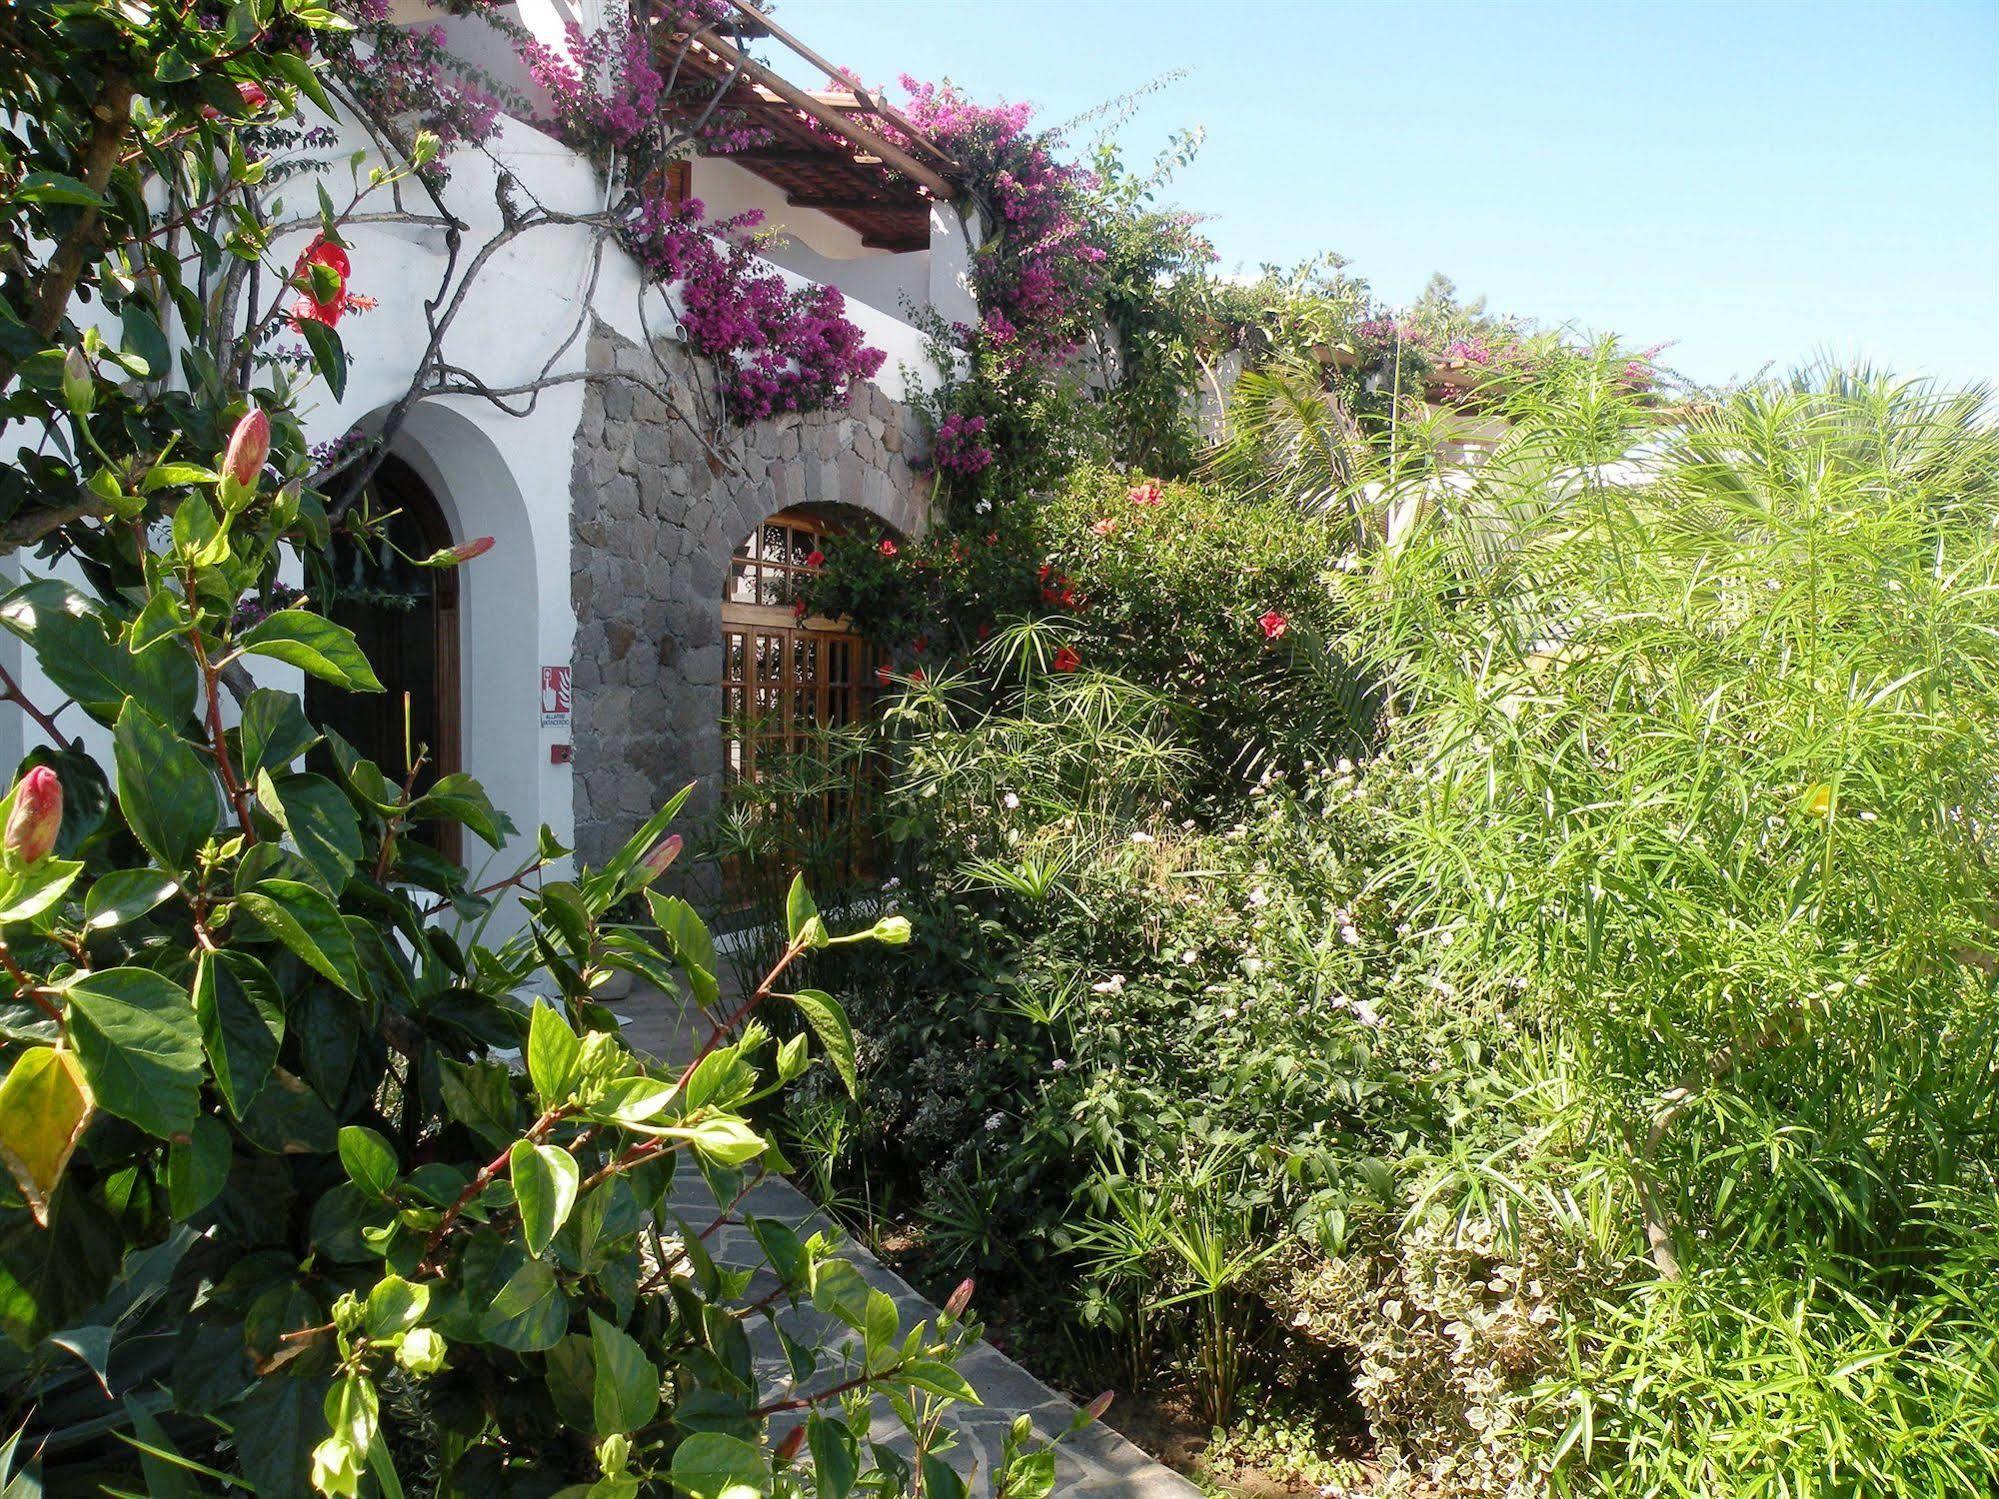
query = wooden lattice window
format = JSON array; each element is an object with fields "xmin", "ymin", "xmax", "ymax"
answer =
[{"xmin": 721, "ymin": 510, "xmax": 881, "ymax": 783}]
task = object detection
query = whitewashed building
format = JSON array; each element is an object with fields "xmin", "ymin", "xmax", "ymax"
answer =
[{"xmin": 2, "ymin": 0, "xmax": 976, "ymax": 891}]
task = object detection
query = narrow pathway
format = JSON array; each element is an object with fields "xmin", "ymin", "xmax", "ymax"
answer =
[{"xmin": 614, "ymin": 982, "xmax": 1201, "ymax": 1498}]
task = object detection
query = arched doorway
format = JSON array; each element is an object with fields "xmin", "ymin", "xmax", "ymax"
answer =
[
  {"xmin": 719, "ymin": 508, "xmax": 883, "ymax": 898},
  {"xmin": 307, "ymin": 455, "xmax": 462, "ymax": 859}
]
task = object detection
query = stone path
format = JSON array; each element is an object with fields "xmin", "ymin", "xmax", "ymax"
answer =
[{"xmin": 612, "ymin": 981, "xmax": 1201, "ymax": 1498}]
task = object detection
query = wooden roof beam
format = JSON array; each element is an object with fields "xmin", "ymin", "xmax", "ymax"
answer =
[
  {"xmin": 729, "ymin": 146, "xmax": 885, "ymax": 168},
  {"xmin": 719, "ymin": 0, "xmax": 960, "ymax": 173},
  {"xmin": 682, "ymin": 27, "xmax": 958, "ymax": 202},
  {"xmin": 786, "ymin": 194, "xmax": 924, "ymax": 214}
]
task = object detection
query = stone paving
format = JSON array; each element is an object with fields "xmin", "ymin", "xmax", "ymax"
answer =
[{"xmin": 612, "ymin": 981, "xmax": 1202, "ymax": 1499}]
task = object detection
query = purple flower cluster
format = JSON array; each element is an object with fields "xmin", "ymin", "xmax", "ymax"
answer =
[
  {"xmin": 521, "ymin": 19, "xmax": 661, "ymax": 151},
  {"xmin": 928, "ymin": 412, "xmax": 994, "ymax": 476},
  {"xmin": 893, "ymin": 76, "xmax": 1105, "ymax": 370},
  {"xmin": 627, "ymin": 195, "xmax": 885, "ymax": 421}
]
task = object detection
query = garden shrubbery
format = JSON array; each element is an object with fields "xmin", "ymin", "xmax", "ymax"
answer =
[{"xmin": 787, "ymin": 358, "xmax": 1999, "ymax": 1496}]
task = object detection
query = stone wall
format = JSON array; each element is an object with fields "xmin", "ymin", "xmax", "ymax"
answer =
[{"xmin": 568, "ymin": 322, "xmax": 931, "ymax": 867}]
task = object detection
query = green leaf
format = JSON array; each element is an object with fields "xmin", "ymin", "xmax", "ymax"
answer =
[
  {"xmin": 668, "ymin": 1432, "xmax": 766, "ymax": 1499},
  {"xmin": 167, "ymin": 1114, "xmax": 230, "ymax": 1218},
  {"xmin": 900, "ymin": 1360, "xmax": 980, "ymax": 1404},
  {"xmin": 479, "ymin": 1257, "xmax": 568, "ymax": 1353},
  {"xmin": 405, "ymin": 773, "xmax": 507, "ymax": 850},
  {"xmin": 790, "ymin": 990, "xmax": 856, "ymax": 1098},
  {"xmin": 114, "ymin": 701, "xmax": 216, "ymax": 872},
  {"xmin": 16, "ymin": 171, "xmax": 108, "ymax": 206},
  {"xmin": 921, "ymin": 1453, "xmax": 969, "ymax": 1499},
  {"xmin": 297, "ymin": 317, "xmax": 348, "ymax": 401},
  {"xmin": 510, "ymin": 1141, "xmax": 579, "ymax": 1257},
  {"xmin": 234, "ymin": 1371, "xmax": 329, "ymax": 1499},
  {"xmin": 83, "ymin": 868, "xmax": 180, "ymax": 931},
  {"xmin": 237, "ymin": 610, "xmax": 381, "ymax": 692},
  {"xmin": 589, "ymin": 1311, "xmax": 661, "ymax": 1434},
  {"xmin": 674, "ymin": 1116, "xmax": 765, "ymax": 1170},
  {"xmin": 193, "ymin": 949, "xmax": 283, "ymax": 1117},
  {"xmin": 239, "ymin": 880, "xmax": 366, "ymax": 995},
  {"xmin": 807, "ymin": 1415, "xmax": 858, "ymax": 1499},
  {"xmin": 646, "ymin": 894, "xmax": 718, "ymax": 1009},
  {"xmin": 0, "ymin": 581, "xmax": 196, "ymax": 727},
  {"xmin": 527, "ymin": 1000, "xmax": 583, "ymax": 1106},
  {"xmin": 363, "ymin": 1275, "xmax": 429, "ymax": 1338},
  {"xmin": 239, "ymin": 688, "xmax": 319, "ymax": 779},
  {"xmin": 785, "ymin": 873, "xmax": 823, "ymax": 947},
  {"xmin": 63, "ymin": 967, "xmax": 203, "ymax": 1139},
  {"xmin": 862, "ymin": 1287, "xmax": 899, "ymax": 1365},
  {"xmin": 338, "ymin": 1126, "xmax": 399, "ymax": 1200},
  {"xmin": 0, "ymin": 1178, "xmax": 122, "ymax": 1346},
  {"xmin": 256, "ymin": 770, "xmax": 361, "ymax": 895},
  {"xmin": 0, "ymin": 858, "xmax": 81, "ymax": 925}
]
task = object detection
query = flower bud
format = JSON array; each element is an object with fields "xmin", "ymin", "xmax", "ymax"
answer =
[
  {"xmin": 61, "ymin": 348, "xmax": 94, "ymax": 417},
  {"xmin": 1081, "ymin": 1389, "xmax": 1115, "ymax": 1424},
  {"xmin": 870, "ymin": 914, "xmax": 912, "ymax": 946},
  {"xmin": 396, "ymin": 1326, "xmax": 446, "ymax": 1376},
  {"xmin": 942, "ymin": 1278, "xmax": 975, "ymax": 1320},
  {"xmin": 447, "ymin": 536, "xmax": 495, "ymax": 563},
  {"xmin": 774, "ymin": 1424, "xmax": 807, "ymax": 1464},
  {"xmin": 638, "ymin": 833, "xmax": 683, "ymax": 884},
  {"xmin": 238, "ymin": 81, "xmax": 270, "ymax": 111},
  {"xmin": 224, "ymin": 406, "xmax": 271, "ymax": 489},
  {"xmin": 5, "ymin": 767, "xmax": 63, "ymax": 864}
]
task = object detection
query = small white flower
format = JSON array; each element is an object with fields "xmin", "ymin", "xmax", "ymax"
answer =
[
  {"xmin": 1336, "ymin": 757, "xmax": 1354, "ymax": 774},
  {"xmin": 1002, "ymin": 792, "xmax": 1020, "ymax": 810},
  {"xmin": 1130, "ymin": 830, "xmax": 1154, "ymax": 844},
  {"xmin": 1180, "ymin": 949, "xmax": 1198, "ymax": 965},
  {"xmin": 983, "ymin": 1112, "xmax": 1004, "ymax": 1131},
  {"xmin": 1091, "ymin": 974, "xmax": 1127, "ymax": 994},
  {"xmin": 1339, "ymin": 925, "xmax": 1360, "ymax": 945},
  {"xmin": 1219, "ymin": 1007, "xmax": 1237, "ymax": 1020},
  {"xmin": 1353, "ymin": 999, "xmax": 1384, "ymax": 1028},
  {"xmin": 1051, "ymin": 1058, "xmax": 1067, "ymax": 1072},
  {"xmin": 1247, "ymin": 887, "xmax": 1269, "ymax": 908},
  {"xmin": 1242, "ymin": 956, "xmax": 1263, "ymax": 976},
  {"xmin": 881, "ymin": 875, "xmax": 901, "ymax": 891}
]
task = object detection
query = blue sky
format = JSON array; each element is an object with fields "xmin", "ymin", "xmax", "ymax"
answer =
[{"xmin": 790, "ymin": 0, "xmax": 1999, "ymax": 389}]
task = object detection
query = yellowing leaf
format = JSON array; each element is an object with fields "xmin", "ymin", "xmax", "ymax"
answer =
[
  {"xmin": 1805, "ymin": 783, "xmax": 1833, "ymax": 818},
  {"xmin": 0, "ymin": 1047, "xmax": 95, "ymax": 1224}
]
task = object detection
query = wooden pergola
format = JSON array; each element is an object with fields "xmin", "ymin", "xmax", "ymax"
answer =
[{"xmin": 651, "ymin": 0, "xmax": 963, "ymax": 253}]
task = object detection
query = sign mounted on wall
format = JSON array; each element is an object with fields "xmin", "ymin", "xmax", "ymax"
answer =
[{"xmin": 541, "ymin": 664, "xmax": 572, "ymax": 729}]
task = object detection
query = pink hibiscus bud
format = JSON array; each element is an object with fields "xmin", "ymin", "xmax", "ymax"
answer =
[
  {"xmin": 224, "ymin": 406, "xmax": 271, "ymax": 489},
  {"xmin": 238, "ymin": 81, "xmax": 270, "ymax": 111},
  {"xmin": 6, "ymin": 767, "xmax": 62, "ymax": 864},
  {"xmin": 638, "ymin": 833, "xmax": 683, "ymax": 883},
  {"xmin": 448, "ymin": 536, "xmax": 495, "ymax": 563},
  {"xmin": 774, "ymin": 1425, "xmax": 807, "ymax": 1465},
  {"xmin": 943, "ymin": 1278, "xmax": 975, "ymax": 1320},
  {"xmin": 1081, "ymin": 1390, "xmax": 1115, "ymax": 1424}
]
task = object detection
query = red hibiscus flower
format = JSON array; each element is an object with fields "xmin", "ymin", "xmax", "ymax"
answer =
[
  {"xmin": 909, "ymin": 666, "xmax": 926, "ymax": 684},
  {"xmin": 792, "ymin": 598, "xmax": 808, "ymax": 620},
  {"xmin": 912, "ymin": 635, "xmax": 927, "ymax": 654},
  {"xmin": 290, "ymin": 235, "xmax": 351, "ymax": 329},
  {"xmin": 1128, "ymin": 480, "xmax": 1164, "ymax": 507},
  {"xmin": 878, "ymin": 538, "xmax": 898, "ymax": 558},
  {"xmin": 806, "ymin": 549, "xmax": 825, "ymax": 568},
  {"xmin": 1258, "ymin": 610, "xmax": 1289, "ymax": 640},
  {"xmin": 1052, "ymin": 645, "xmax": 1081, "ymax": 673},
  {"xmin": 875, "ymin": 663, "xmax": 893, "ymax": 685}
]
